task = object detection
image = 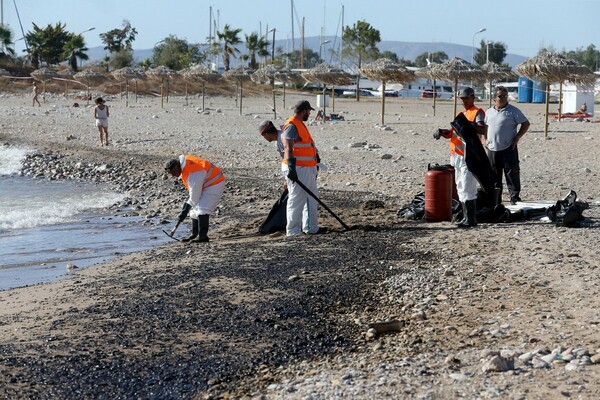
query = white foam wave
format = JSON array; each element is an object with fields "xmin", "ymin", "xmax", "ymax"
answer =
[
  {"xmin": 0, "ymin": 146, "xmax": 32, "ymax": 176},
  {"xmin": 0, "ymin": 179, "xmax": 126, "ymax": 232}
]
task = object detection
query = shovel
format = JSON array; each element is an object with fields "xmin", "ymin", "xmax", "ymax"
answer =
[
  {"xmin": 292, "ymin": 178, "xmax": 349, "ymax": 231},
  {"xmin": 162, "ymin": 219, "xmax": 182, "ymax": 242}
]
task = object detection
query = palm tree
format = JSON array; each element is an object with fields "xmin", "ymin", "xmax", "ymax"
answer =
[
  {"xmin": 0, "ymin": 24, "xmax": 16, "ymax": 59},
  {"xmin": 244, "ymin": 32, "xmax": 268, "ymax": 69},
  {"xmin": 62, "ymin": 34, "xmax": 89, "ymax": 71},
  {"xmin": 216, "ymin": 24, "xmax": 242, "ymax": 71}
]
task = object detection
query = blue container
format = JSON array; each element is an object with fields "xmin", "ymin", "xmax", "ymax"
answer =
[
  {"xmin": 517, "ymin": 77, "xmax": 533, "ymax": 103},
  {"xmin": 532, "ymin": 80, "xmax": 546, "ymax": 103}
]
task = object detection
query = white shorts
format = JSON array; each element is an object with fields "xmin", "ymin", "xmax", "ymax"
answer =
[{"xmin": 96, "ymin": 119, "xmax": 108, "ymax": 128}]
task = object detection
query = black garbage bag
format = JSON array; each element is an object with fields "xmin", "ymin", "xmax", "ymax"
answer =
[
  {"xmin": 398, "ymin": 192, "xmax": 425, "ymax": 220},
  {"xmin": 259, "ymin": 189, "xmax": 288, "ymax": 234},
  {"xmin": 546, "ymin": 190, "xmax": 589, "ymax": 227}
]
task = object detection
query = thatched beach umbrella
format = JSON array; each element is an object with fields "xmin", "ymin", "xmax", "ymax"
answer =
[
  {"xmin": 31, "ymin": 68, "xmax": 57, "ymax": 103},
  {"xmin": 112, "ymin": 67, "xmax": 144, "ymax": 107},
  {"xmin": 302, "ymin": 63, "xmax": 353, "ymax": 119},
  {"xmin": 73, "ymin": 69, "xmax": 106, "ymax": 103},
  {"xmin": 360, "ymin": 58, "xmax": 414, "ymax": 125},
  {"xmin": 415, "ymin": 63, "xmax": 439, "ymax": 116},
  {"xmin": 181, "ymin": 64, "xmax": 220, "ymax": 110},
  {"xmin": 146, "ymin": 66, "xmax": 176, "ymax": 108},
  {"xmin": 223, "ymin": 66, "xmax": 254, "ymax": 116},
  {"xmin": 516, "ymin": 52, "xmax": 596, "ymax": 137},
  {"xmin": 427, "ymin": 57, "xmax": 485, "ymax": 116},
  {"xmin": 480, "ymin": 62, "xmax": 516, "ymax": 107}
]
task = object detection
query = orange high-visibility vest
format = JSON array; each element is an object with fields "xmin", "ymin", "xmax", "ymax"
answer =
[
  {"xmin": 282, "ymin": 116, "xmax": 318, "ymax": 167},
  {"xmin": 450, "ymin": 106, "xmax": 484, "ymax": 156},
  {"xmin": 180, "ymin": 155, "xmax": 224, "ymax": 190}
]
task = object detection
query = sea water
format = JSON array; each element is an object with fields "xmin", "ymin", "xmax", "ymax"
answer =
[{"xmin": 0, "ymin": 146, "xmax": 171, "ymax": 290}]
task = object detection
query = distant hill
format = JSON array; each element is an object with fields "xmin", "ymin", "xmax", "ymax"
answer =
[{"xmin": 84, "ymin": 37, "xmax": 526, "ymax": 70}]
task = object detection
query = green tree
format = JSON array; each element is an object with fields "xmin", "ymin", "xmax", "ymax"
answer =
[
  {"xmin": 62, "ymin": 34, "xmax": 89, "ymax": 71},
  {"xmin": 110, "ymin": 49, "xmax": 134, "ymax": 70},
  {"xmin": 0, "ymin": 24, "xmax": 16, "ymax": 59},
  {"xmin": 99, "ymin": 20, "xmax": 137, "ymax": 54},
  {"xmin": 152, "ymin": 35, "xmax": 204, "ymax": 70},
  {"xmin": 564, "ymin": 44, "xmax": 600, "ymax": 71},
  {"xmin": 216, "ymin": 24, "xmax": 242, "ymax": 71},
  {"xmin": 244, "ymin": 32, "xmax": 269, "ymax": 69},
  {"xmin": 283, "ymin": 49, "xmax": 320, "ymax": 69},
  {"xmin": 342, "ymin": 20, "xmax": 381, "ymax": 100},
  {"xmin": 379, "ymin": 50, "xmax": 398, "ymax": 63},
  {"xmin": 25, "ymin": 22, "xmax": 71, "ymax": 67},
  {"xmin": 414, "ymin": 51, "xmax": 448, "ymax": 67},
  {"xmin": 474, "ymin": 40, "xmax": 507, "ymax": 65}
]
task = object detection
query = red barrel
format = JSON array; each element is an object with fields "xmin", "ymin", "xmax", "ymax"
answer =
[{"xmin": 425, "ymin": 166, "xmax": 453, "ymax": 222}]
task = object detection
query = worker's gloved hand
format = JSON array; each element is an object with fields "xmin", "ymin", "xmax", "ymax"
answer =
[
  {"xmin": 178, "ymin": 203, "xmax": 192, "ymax": 222},
  {"xmin": 433, "ymin": 129, "xmax": 443, "ymax": 140},
  {"xmin": 287, "ymin": 158, "xmax": 298, "ymax": 182},
  {"xmin": 316, "ymin": 152, "xmax": 321, "ymax": 164}
]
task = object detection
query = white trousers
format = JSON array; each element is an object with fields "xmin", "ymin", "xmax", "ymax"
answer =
[
  {"xmin": 282, "ymin": 164, "xmax": 319, "ymax": 236},
  {"xmin": 451, "ymin": 153, "xmax": 478, "ymax": 202},
  {"xmin": 190, "ymin": 181, "xmax": 225, "ymax": 218}
]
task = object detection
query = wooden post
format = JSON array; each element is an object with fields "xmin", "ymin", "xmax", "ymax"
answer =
[
  {"xmin": 239, "ymin": 80, "xmax": 243, "ymax": 116},
  {"xmin": 453, "ymin": 78, "xmax": 458, "ymax": 116},
  {"xmin": 544, "ymin": 81, "xmax": 550, "ymax": 138},
  {"xmin": 558, "ymin": 82, "xmax": 563, "ymax": 121},
  {"xmin": 135, "ymin": 80, "xmax": 138, "ymax": 103},
  {"xmin": 272, "ymin": 80, "xmax": 276, "ymax": 119},
  {"xmin": 331, "ymin": 86, "xmax": 335, "ymax": 112},
  {"xmin": 381, "ymin": 81, "xmax": 386, "ymax": 125},
  {"xmin": 202, "ymin": 82, "xmax": 205, "ymax": 111},
  {"xmin": 433, "ymin": 79, "xmax": 437, "ymax": 117},
  {"xmin": 283, "ymin": 81, "xmax": 286, "ymax": 110},
  {"xmin": 161, "ymin": 78, "xmax": 165, "ymax": 108},
  {"xmin": 322, "ymin": 84, "xmax": 326, "ymax": 121}
]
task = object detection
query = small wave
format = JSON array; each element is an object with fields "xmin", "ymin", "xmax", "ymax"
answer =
[{"xmin": 0, "ymin": 145, "xmax": 32, "ymax": 176}]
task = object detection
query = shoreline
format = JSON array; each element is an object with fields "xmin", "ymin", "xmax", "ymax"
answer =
[{"xmin": 1, "ymin": 93, "xmax": 600, "ymax": 398}]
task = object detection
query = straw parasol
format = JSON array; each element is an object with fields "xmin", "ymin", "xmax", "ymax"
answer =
[
  {"xmin": 112, "ymin": 67, "xmax": 144, "ymax": 107},
  {"xmin": 480, "ymin": 62, "xmax": 516, "ymax": 107},
  {"xmin": 146, "ymin": 66, "xmax": 176, "ymax": 108},
  {"xmin": 31, "ymin": 68, "xmax": 58, "ymax": 103},
  {"xmin": 302, "ymin": 63, "xmax": 353, "ymax": 119},
  {"xmin": 73, "ymin": 69, "xmax": 106, "ymax": 104},
  {"xmin": 223, "ymin": 66, "xmax": 255, "ymax": 115},
  {"xmin": 426, "ymin": 57, "xmax": 485, "ymax": 116},
  {"xmin": 516, "ymin": 51, "xmax": 596, "ymax": 137},
  {"xmin": 252, "ymin": 65, "xmax": 303, "ymax": 119},
  {"xmin": 181, "ymin": 64, "xmax": 220, "ymax": 110},
  {"xmin": 360, "ymin": 58, "xmax": 414, "ymax": 125}
]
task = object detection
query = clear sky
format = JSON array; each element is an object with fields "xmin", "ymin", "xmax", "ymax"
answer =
[{"xmin": 2, "ymin": 0, "xmax": 599, "ymax": 59}]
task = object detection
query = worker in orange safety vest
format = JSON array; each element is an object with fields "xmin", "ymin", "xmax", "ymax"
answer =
[
  {"xmin": 434, "ymin": 87, "xmax": 486, "ymax": 228},
  {"xmin": 281, "ymin": 100, "xmax": 326, "ymax": 236},
  {"xmin": 165, "ymin": 155, "xmax": 225, "ymax": 242}
]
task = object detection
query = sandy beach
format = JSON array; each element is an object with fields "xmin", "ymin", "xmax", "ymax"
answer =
[{"xmin": 1, "ymin": 88, "xmax": 600, "ymax": 398}]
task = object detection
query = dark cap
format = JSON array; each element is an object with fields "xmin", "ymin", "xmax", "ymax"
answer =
[
  {"xmin": 457, "ymin": 87, "xmax": 475, "ymax": 98},
  {"xmin": 294, "ymin": 100, "xmax": 315, "ymax": 112},
  {"xmin": 258, "ymin": 120, "xmax": 274, "ymax": 134},
  {"xmin": 164, "ymin": 159, "xmax": 180, "ymax": 171}
]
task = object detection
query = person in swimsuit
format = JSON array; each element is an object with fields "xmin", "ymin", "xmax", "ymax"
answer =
[{"xmin": 93, "ymin": 97, "xmax": 110, "ymax": 146}]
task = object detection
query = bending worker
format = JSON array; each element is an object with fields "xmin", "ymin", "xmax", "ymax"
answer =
[
  {"xmin": 434, "ymin": 87, "xmax": 486, "ymax": 228},
  {"xmin": 165, "ymin": 154, "xmax": 225, "ymax": 242},
  {"xmin": 282, "ymin": 100, "xmax": 323, "ymax": 236}
]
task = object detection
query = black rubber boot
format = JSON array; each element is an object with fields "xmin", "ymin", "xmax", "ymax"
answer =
[
  {"xmin": 458, "ymin": 199, "xmax": 477, "ymax": 228},
  {"xmin": 191, "ymin": 215, "xmax": 210, "ymax": 243},
  {"xmin": 181, "ymin": 218, "xmax": 199, "ymax": 242}
]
